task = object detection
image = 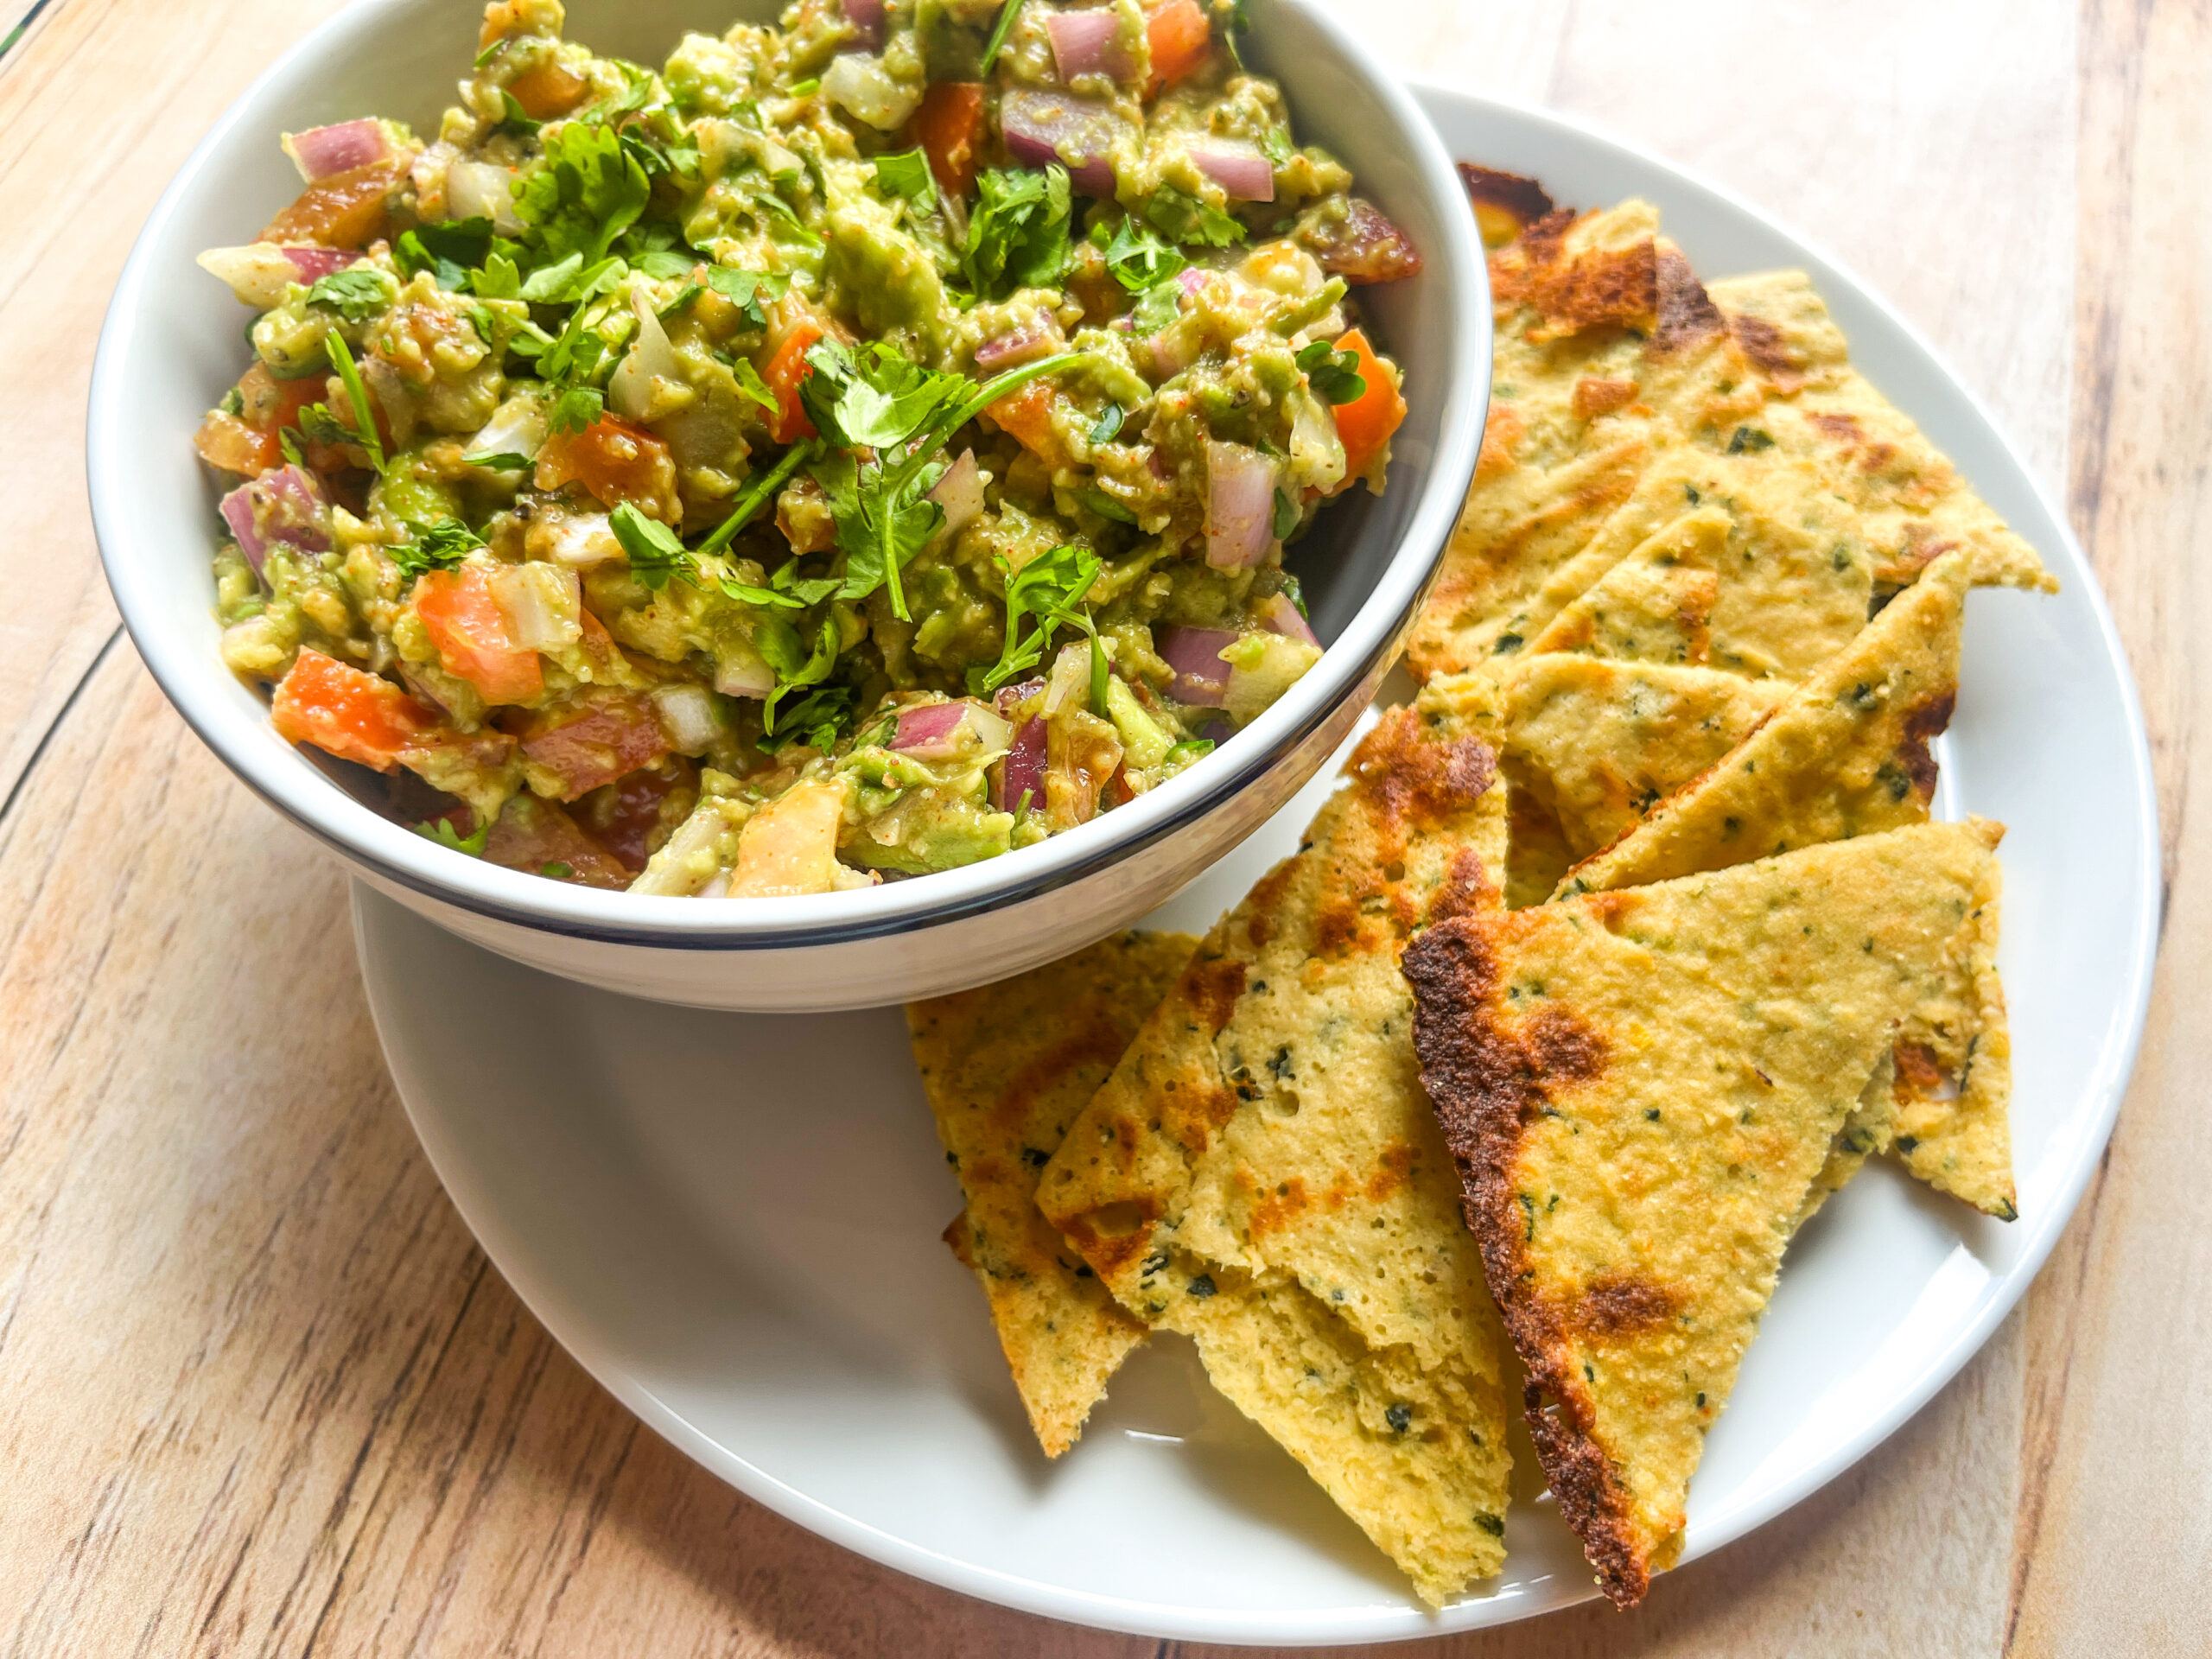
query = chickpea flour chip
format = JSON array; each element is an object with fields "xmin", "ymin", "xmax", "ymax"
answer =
[
  {"xmin": 908, "ymin": 930, "xmax": 1197, "ymax": 1458},
  {"xmin": 1402, "ymin": 818, "xmax": 2008, "ymax": 1608},
  {"xmin": 1038, "ymin": 675, "xmax": 1516, "ymax": 1607}
]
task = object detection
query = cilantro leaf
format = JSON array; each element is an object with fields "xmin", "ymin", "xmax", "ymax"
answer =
[
  {"xmin": 513, "ymin": 121, "xmax": 651, "ymax": 268},
  {"xmin": 696, "ymin": 439, "xmax": 817, "ymax": 555},
  {"xmin": 704, "ymin": 265, "xmax": 790, "ymax": 331},
  {"xmin": 1084, "ymin": 486, "xmax": 1137, "ymax": 524},
  {"xmin": 391, "ymin": 517, "xmax": 485, "ymax": 580},
  {"xmin": 397, "ymin": 217, "xmax": 494, "ymax": 289},
  {"xmin": 518, "ymin": 252, "xmax": 626, "ymax": 305},
  {"xmin": 801, "ymin": 340, "xmax": 969, "ymax": 452},
  {"xmin": 1296, "ymin": 338, "xmax": 1367, "ymax": 404},
  {"xmin": 317, "ymin": 333, "xmax": 385, "ymax": 472},
  {"xmin": 1089, "ymin": 403, "xmax": 1124, "ymax": 444},
  {"xmin": 414, "ymin": 815, "xmax": 490, "ymax": 855},
  {"xmin": 873, "ymin": 147, "xmax": 939, "ymax": 213},
  {"xmin": 730, "ymin": 355, "xmax": 779, "ymax": 415},
  {"xmin": 306, "ymin": 267, "xmax": 391, "ymax": 323},
  {"xmin": 1130, "ymin": 278, "xmax": 1183, "ymax": 335},
  {"xmin": 754, "ymin": 613, "xmax": 842, "ymax": 733},
  {"xmin": 548, "ymin": 385, "xmax": 606, "ymax": 435},
  {"xmin": 964, "ymin": 166, "xmax": 1073, "ymax": 302},
  {"xmin": 606, "ymin": 503, "xmax": 690, "ymax": 590},
  {"xmin": 760, "ymin": 683, "xmax": 855, "ymax": 752},
  {"xmin": 466, "ymin": 451, "xmax": 535, "ymax": 471},
  {"xmin": 1145, "ymin": 183, "xmax": 1246, "ymax": 248},
  {"xmin": 493, "ymin": 90, "xmax": 541, "ymax": 138},
  {"xmin": 980, "ymin": 543, "xmax": 1103, "ymax": 696},
  {"xmin": 980, "ymin": 0, "xmax": 1023, "ymax": 71},
  {"xmin": 1271, "ymin": 488, "xmax": 1300, "ymax": 541},
  {"xmin": 1103, "ymin": 219, "xmax": 1185, "ymax": 292}
]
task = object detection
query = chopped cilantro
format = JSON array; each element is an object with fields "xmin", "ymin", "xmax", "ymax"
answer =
[
  {"xmin": 1271, "ymin": 488, "xmax": 1299, "ymax": 540},
  {"xmin": 494, "ymin": 90, "xmax": 542, "ymax": 138},
  {"xmin": 1089, "ymin": 403, "xmax": 1124, "ymax": 444},
  {"xmin": 754, "ymin": 613, "xmax": 842, "ymax": 732},
  {"xmin": 1144, "ymin": 183, "xmax": 1245, "ymax": 248},
  {"xmin": 415, "ymin": 816, "xmax": 490, "ymax": 855},
  {"xmin": 305, "ymin": 267, "xmax": 390, "ymax": 324},
  {"xmin": 541, "ymin": 861, "xmax": 574, "ymax": 878},
  {"xmin": 391, "ymin": 517, "xmax": 484, "ymax": 580},
  {"xmin": 306, "ymin": 333, "xmax": 385, "ymax": 472},
  {"xmin": 1130, "ymin": 278, "xmax": 1183, "ymax": 335},
  {"xmin": 396, "ymin": 217, "xmax": 494, "ymax": 289},
  {"xmin": 760, "ymin": 682, "xmax": 855, "ymax": 751},
  {"xmin": 978, "ymin": 541, "xmax": 1104, "ymax": 698},
  {"xmin": 1084, "ymin": 486, "xmax": 1136, "ymax": 524},
  {"xmin": 963, "ymin": 165, "xmax": 1073, "ymax": 302},
  {"xmin": 696, "ymin": 439, "xmax": 817, "ymax": 554},
  {"xmin": 1103, "ymin": 219, "xmax": 1185, "ymax": 291},
  {"xmin": 513, "ymin": 120, "xmax": 652, "ymax": 269},
  {"xmin": 1296, "ymin": 337, "xmax": 1367, "ymax": 404},
  {"xmin": 979, "ymin": 0, "xmax": 1022, "ymax": 72},
  {"xmin": 786, "ymin": 76, "xmax": 821, "ymax": 98},
  {"xmin": 704, "ymin": 265, "xmax": 788, "ymax": 330},
  {"xmin": 873, "ymin": 147, "xmax": 939, "ymax": 214},
  {"xmin": 465, "ymin": 451, "xmax": 535, "ymax": 472},
  {"xmin": 548, "ymin": 385, "xmax": 606, "ymax": 435},
  {"xmin": 606, "ymin": 503, "xmax": 690, "ymax": 590}
]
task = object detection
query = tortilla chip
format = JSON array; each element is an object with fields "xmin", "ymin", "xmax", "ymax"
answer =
[
  {"xmin": 1408, "ymin": 203, "xmax": 1762, "ymax": 681},
  {"xmin": 1557, "ymin": 549, "xmax": 1974, "ymax": 898},
  {"xmin": 1527, "ymin": 507, "xmax": 1727, "ymax": 665},
  {"xmin": 1503, "ymin": 763, "xmax": 1578, "ymax": 910},
  {"xmin": 1037, "ymin": 675, "xmax": 1516, "ymax": 1605},
  {"xmin": 1797, "ymin": 1052, "xmax": 1901, "ymax": 1227},
  {"xmin": 1503, "ymin": 657, "xmax": 1787, "ymax": 862},
  {"xmin": 1708, "ymin": 270, "xmax": 2055, "ymax": 594},
  {"xmin": 1402, "ymin": 817, "xmax": 2007, "ymax": 1607},
  {"xmin": 909, "ymin": 931, "xmax": 1197, "ymax": 1456}
]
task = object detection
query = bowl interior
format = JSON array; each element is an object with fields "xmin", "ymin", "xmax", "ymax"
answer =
[{"xmin": 90, "ymin": 0, "xmax": 1486, "ymax": 940}]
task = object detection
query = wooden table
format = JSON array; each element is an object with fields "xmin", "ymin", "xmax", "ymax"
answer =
[{"xmin": 1, "ymin": 2, "xmax": 2202, "ymax": 1652}]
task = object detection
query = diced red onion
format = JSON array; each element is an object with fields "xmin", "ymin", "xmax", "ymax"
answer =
[
  {"xmin": 995, "ymin": 716, "xmax": 1048, "ymax": 811},
  {"xmin": 1177, "ymin": 267, "xmax": 1208, "ymax": 297},
  {"xmin": 1257, "ymin": 591, "xmax": 1319, "ymax": 647},
  {"xmin": 842, "ymin": 0, "xmax": 886, "ymax": 51},
  {"xmin": 893, "ymin": 701, "xmax": 971, "ymax": 756},
  {"xmin": 1001, "ymin": 89, "xmax": 1121, "ymax": 197},
  {"xmin": 1156, "ymin": 626, "xmax": 1236, "ymax": 707},
  {"xmin": 975, "ymin": 319, "xmax": 1065, "ymax": 372},
  {"xmin": 927, "ymin": 448, "xmax": 986, "ymax": 541},
  {"xmin": 1198, "ymin": 717, "xmax": 1234, "ymax": 746},
  {"xmin": 283, "ymin": 120, "xmax": 389, "ymax": 182},
  {"xmin": 219, "ymin": 483, "xmax": 268, "ymax": 576},
  {"xmin": 198, "ymin": 244, "xmax": 352, "ymax": 308},
  {"xmin": 221, "ymin": 465, "xmax": 330, "ymax": 579},
  {"xmin": 993, "ymin": 677, "xmax": 1046, "ymax": 719},
  {"xmin": 1046, "ymin": 9, "xmax": 1132, "ymax": 81},
  {"xmin": 445, "ymin": 160, "xmax": 523, "ymax": 234},
  {"xmin": 1205, "ymin": 442, "xmax": 1278, "ymax": 570},
  {"xmin": 1188, "ymin": 138, "xmax": 1274, "ymax": 203}
]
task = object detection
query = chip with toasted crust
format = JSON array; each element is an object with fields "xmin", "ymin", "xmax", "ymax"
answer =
[
  {"xmin": 1036, "ymin": 675, "xmax": 1517, "ymax": 1606},
  {"xmin": 1402, "ymin": 817, "xmax": 2007, "ymax": 1608},
  {"xmin": 909, "ymin": 931, "xmax": 1197, "ymax": 1457}
]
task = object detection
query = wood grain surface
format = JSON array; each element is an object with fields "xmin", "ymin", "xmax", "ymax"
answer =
[{"xmin": 0, "ymin": 2, "xmax": 2202, "ymax": 1653}]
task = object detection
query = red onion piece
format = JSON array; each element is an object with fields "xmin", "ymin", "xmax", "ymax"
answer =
[
  {"xmin": 842, "ymin": 0, "xmax": 886, "ymax": 50},
  {"xmin": 1001, "ymin": 88, "xmax": 1121, "ymax": 197},
  {"xmin": 1308, "ymin": 197, "xmax": 1424, "ymax": 285},
  {"xmin": 927, "ymin": 448, "xmax": 986, "ymax": 540},
  {"xmin": 219, "ymin": 483, "xmax": 268, "ymax": 577},
  {"xmin": 893, "ymin": 701, "xmax": 972, "ymax": 757},
  {"xmin": 1155, "ymin": 626, "xmax": 1236, "ymax": 707},
  {"xmin": 1205, "ymin": 442, "xmax": 1278, "ymax": 570},
  {"xmin": 1176, "ymin": 267, "xmax": 1208, "ymax": 296},
  {"xmin": 283, "ymin": 120, "xmax": 389, "ymax": 182},
  {"xmin": 974, "ymin": 319, "xmax": 1065, "ymax": 372},
  {"xmin": 199, "ymin": 244, "xmax": 351, "ymax": 308},
  {"xmin": 1257, "ymin": 591, "xmax": 1319, "ymax": 646},
  {"xmin": 993, "ymin": 678, "xmax": 1046, "ymax": 719},
  {"xmin": 995, "ymin": 716, "xmax": 1048, "ymax": 811},
  {"xmin": 283, "ymin": 246, "xmax": 352, "ymax": 283},
  {"xmin": 221, "ymin": 465, "xmax": 331, "ymax": 580},
  {"xmin": 1198, "ymin": 717, "xmax": 1234, "ymax": 747},
  {"xmin": 1188, "ymin": 138, "xmax": 1274, "ymax": 203},
  {"xmin": 1046, "ymin": 9, "xmax": 1132, "ymax": 81}
]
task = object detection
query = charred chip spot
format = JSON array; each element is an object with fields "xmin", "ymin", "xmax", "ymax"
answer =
[
  {"xmin": 1897, "ymin": 691, "xmax": 1956, "ymax": 799},
  {"xmin": 1458, "ymin": 162, "xmax": 1557, "ymax": 247},
  {"xmin": 1570, "ymin": 1274, "xmax": 1681, "ymax": 1338},
  {"xmin": 1893, "ymin": 1039, "xmax": 1946, "ymax": 1094},
  {"xmin": 1731, "ymin": 313, "xmax": 1806, "ymax": 391},
  {"xmin": 1364, "ymin": 1141, "xmax": 1417, "ymax": 1204},
  {"xmin": 1185, "ymin": 955, "xmax": 1249, "ymax": 1033},
  {"xmin": 1571, "ymin": 376, "xmax": 1640, "ymax": 419},
  {"xmin": 1651, "ymin": 248, "xmax": 1725, "ymax": 353},
  {"xmin": 1525, "ymin": 1007, "xmax": 1608, "ymax": 1084},
  {"xmin": 1427, "ymin": 846, "xmax": 1497, "ymax": 925},
  {"xmin": 1247, "ymin": 913, "xmax": 1274, "ymax": 950},
  {"xmin": 990, "ymin": 1022, "xmax": 1148, "ymax": 1133},
  {"xmin": 1349, "ymin": 710, "xmax": 1499, "ymax": 842}
]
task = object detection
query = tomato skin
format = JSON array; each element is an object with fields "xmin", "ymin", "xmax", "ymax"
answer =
[
  {"xmin": 984, "ymin": 381, "xmax": 1068, "ymax": 468},
  {"xmin": 1144, "ymin": 0, "xmax": 1211, "ymax": 95},
  {"xmin": 260, "ymin": 162, "xmax": 403, "ymax": 248},
  {"xmin": 196, "ymin": 366, "xmax": 331, "ymax": 477},
  {"xmin": 1327, "ymin": 327, "xmax": 1407, "ymax": 488},
  {"xmin": 194, "ymin": 411, "xmax": 278, "ymax": 477},
  {"xmin": 911, "ymin": 82, "xmax": 985, "ymax": 196},
  {"xmin": 534, "ymin": 416, "xmax": 678, "ymax": 515},
  {"xmin": 414, "ymin": 565, "xmax": 544, "ymax": 704},
  {"xmin": 760, "ymin": 321, "xmax": 824, "ymax": 446},
  {"xmin": 505, "ymin": 60, "xmax": 591, "ymax": 119},
  {"xmin": 270, "ymin": 649, "xmax": 439, "ymax": 770}
]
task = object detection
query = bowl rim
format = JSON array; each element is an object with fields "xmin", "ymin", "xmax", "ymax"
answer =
[{"xmin": 87, "ymin": 0, "xmax": 1490, "ymax": 949}]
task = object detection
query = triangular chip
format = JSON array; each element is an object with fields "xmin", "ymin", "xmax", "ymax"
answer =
[
  {"xmin": 1527, "ymin": 507, "xmax": 1728, "ymax": 666},
  {"xmin": 1402, "ymin": 817, "xmax": 2007, "ymax": 1606},
  {"xmin": 909, "ymin": 931, "xmax": 1197, "ymax": 1456},
  {"xmin": 1503, "ymin": 656, "xmax": 1786, "ymax": 862},
  {"xmin": 1503, "ymin": 764, "xmax": 1578, "ymax": 910},
  {"xmin": 1708, "ymin": 270, "xmax": 2055, "ymax": 594},
  {"xmin": 1557, "ymin": 549, "xmax": 1974, "ymax": 898},
  {"xmin": 1038, "ymin": 675, "xmax": 1517, "ymax": 1605},
  {"xmin": 1797, "ymin": 1052, "xmax": 1900, "ymax": 1227}
]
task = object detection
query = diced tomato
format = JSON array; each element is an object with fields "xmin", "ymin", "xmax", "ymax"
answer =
[
  {"xmin": 505, "ymin": 60, "xmax": 592, "ymax": 120},
  {"xmin": 535, "ymin": 416, "xmax": 678, "ymax": 514},
  {"xmin": 1327, "ymin": 327, "xmax": 1407, "ymax": 488},
  {"xmin": 270, "ymin": 649, "xmax": 441, "ymax": 771},
  {"xmin": 414, "ymin": 565, "xmax": 544, "ymax": 704},
  {"xmin": 194, "ymin": 411, "xmax": 279, "ymax": 477},
  {"xmin": 728, "ymin": 779, "xmax": 848, "ymax": 899},
  {"xmin": 480, "ymin": 794, "xmax": 634, "ymax": 889},
  {"xmin": 519, "ymin": 692, "xmax": 671, "ymax": 802},
  {"xmin": 760, "ymin": 320, "xmax": 824, "ymax": 446},
  {"xmin": 911, "ymin": 82, "xmax": 985, "ymax": 197},
  {"xmin": 1144, "ymin": 0, "xmax": 1211, "ymax": 96},
  {"xmin": 238, "ymin": 363, "xmax": 330, "ymax": 435},
  {"xmin": 985, "ymin": 381, "xmax": 1069, "ymax": 469},
  {"xmin": 260, "ymin": 162, "xmax": 404, "ymax": 249},
  {"xmin": 197, "ymin": 365, "xmax": 334, "ymax": 475}
]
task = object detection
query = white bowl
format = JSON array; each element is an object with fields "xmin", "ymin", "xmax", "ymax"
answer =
[{"xmin": 87, "ymin": 0, "xmax": 1488, "ymax": 1011}]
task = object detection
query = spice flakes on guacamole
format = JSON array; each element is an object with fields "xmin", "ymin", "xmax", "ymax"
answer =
[{"xmin": 193, "ymin": 0, "xmax": 1420, "ymax": 896}]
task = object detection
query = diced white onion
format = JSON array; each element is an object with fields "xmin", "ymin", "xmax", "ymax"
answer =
[
  {"xmin": 487, "ymin": 563, "xmax": 582, "ymax": 652},
  {"xmin": 609, "ymin": 285, "xmax": 683, "ymax": 422},
  {"xmin": 821, "ymin": 52, "xmax": 922, "ymax": 131},
  {"xmin": 446, "ymin": 160, "xmax": 524, "ymax": 235},
  {"xmin": 652, "ymin": 684, "xmax": 723, "ymax": 753}
]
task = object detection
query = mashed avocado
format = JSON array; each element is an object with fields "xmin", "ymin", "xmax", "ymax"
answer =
[{"xmin": 194, "ymin": 0, "xmax": 1420, "ymax": 897}]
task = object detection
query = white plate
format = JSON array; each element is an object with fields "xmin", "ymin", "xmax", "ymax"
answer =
[{"xmin": 353, "ymin": 86, "xmax": 2159, "ymax": 1644}]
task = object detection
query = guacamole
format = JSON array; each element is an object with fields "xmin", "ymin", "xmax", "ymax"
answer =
[{"xmin": 194, "ymin": 0, "xmax": 1419, "ymax": 898}]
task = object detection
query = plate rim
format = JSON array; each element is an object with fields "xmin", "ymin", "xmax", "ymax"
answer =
[{"xmin": 356, "ymin": 80, "xmax": 2163, "ymax": 1646}]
